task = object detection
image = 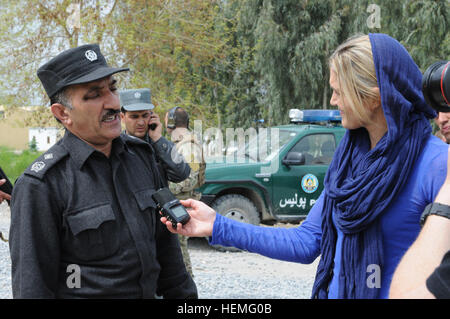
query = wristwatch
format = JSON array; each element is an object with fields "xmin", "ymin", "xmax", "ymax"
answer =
[{"xmin": 420, "ymin": 202, "xmax": 450, "ymax": 226}]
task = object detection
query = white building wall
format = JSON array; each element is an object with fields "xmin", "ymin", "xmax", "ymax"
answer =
[{"xmin": 28, "ymin": 127, "xmax": 59, "ymax": 151}]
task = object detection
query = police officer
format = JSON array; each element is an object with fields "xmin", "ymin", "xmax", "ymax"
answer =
[
  {"xmin": 9, "ymin": 44, "xmax": 197, "ymax": 298},
  {"xmin": 164, "ymin": 106, "xmax": 206, "ymax": 278},
  {"xmin": 119, "ymin": 89, "xmax": 189, "ymax": 186}
]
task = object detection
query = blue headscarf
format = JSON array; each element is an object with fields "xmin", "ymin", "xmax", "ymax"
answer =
[{"xmin": 311, "ymin": 33, "xmax": 436, "ymax": 299}]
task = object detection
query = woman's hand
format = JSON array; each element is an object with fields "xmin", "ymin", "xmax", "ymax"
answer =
[{"xmin": 160, "ymin": 198, "xmax": 216, "ymax": 237}]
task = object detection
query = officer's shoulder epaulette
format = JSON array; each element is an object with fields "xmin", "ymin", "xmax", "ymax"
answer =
[{"xmin": 23, "ymin": 144, "xmax": 69, "ymax": 180}]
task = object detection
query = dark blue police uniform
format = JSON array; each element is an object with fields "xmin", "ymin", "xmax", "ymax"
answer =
[{"xmin": 9, "ymin": 131, "xmax": 196, "ymax": 298}]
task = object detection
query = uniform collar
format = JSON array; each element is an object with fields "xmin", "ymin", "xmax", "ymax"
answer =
[
  {"xmin": 62, "ymin": 130, "xmax": 125, "ymax": 169},
  {"xmin": 122, "ymin": 129, "xmax": 151, "ymax": 144}
]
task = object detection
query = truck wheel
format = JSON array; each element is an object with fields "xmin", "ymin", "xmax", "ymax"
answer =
[{"xmin": 211, "ymin": 194, "xmax": 260, "ymax": 252}]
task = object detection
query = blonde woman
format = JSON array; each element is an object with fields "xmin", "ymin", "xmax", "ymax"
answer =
[{"xmin": 161, "ymin": 34, "xmax": 449, "ymax": 299}]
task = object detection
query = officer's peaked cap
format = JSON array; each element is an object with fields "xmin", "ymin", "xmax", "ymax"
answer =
[{"xmin": 37, "ymin": 44, "xmax": 129, "ymax": 98}]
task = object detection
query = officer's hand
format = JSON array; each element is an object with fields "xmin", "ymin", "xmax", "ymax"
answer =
[
  {"xmin": 0, "ymin": 179, "xmax": 11, "ymax": 203},
  {"xmin": 148, "ymin": 112, "xmax": 162, "ymax": 142},
  {"xmin": 161, "ymin": 199, "xmax": 216, "ymax": 237}
]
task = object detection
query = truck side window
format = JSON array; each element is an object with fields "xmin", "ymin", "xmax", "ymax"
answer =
[{"xmin": 288, "ymin": 134, "xmax": 336, "ymax": 165}]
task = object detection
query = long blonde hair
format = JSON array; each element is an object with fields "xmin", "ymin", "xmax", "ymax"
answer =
[{"xmin": 329, "ymin": 34, "xmax": 380, "ymax": 125}]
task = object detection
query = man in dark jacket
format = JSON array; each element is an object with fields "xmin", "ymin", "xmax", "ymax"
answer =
[
  {"xmin": 9, "ymin": 44, "xmax": 197, "ymax": 299},
  {"xmin": 119, "ymin": 88, "xmax": 189, "ymax": 186}
]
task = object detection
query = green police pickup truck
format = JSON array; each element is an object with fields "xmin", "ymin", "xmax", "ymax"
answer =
[{"xmin": 198, "ymin": 109, "xmax": 346, "ymax": 225}]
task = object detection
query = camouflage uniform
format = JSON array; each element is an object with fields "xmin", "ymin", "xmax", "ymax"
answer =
[{"xmin": 169, "ymin": 129, "xmax": 205, "ymax": 278}]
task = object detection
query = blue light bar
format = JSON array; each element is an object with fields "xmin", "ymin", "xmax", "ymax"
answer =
[{"xmin": 289, "ymin": 109, "xmax": 341, "ymax": 123}]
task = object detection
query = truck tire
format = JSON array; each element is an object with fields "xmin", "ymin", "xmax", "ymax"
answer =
[{"xmin": 211, "ymin": 194, "xmax": 260, "ymax": 252}]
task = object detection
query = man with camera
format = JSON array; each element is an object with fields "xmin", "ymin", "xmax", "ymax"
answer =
[
  {"xmin": 427, "ymin": 61, "xmax": 450, "ymax": 145},
  {"xmin": 9, "ymin": 44, "xmax": 197, "ymax": 298},
  {"xmin": 119, "ymin": 88, "xmax": 190, "ymax": 186},
  {"xmin": 435, "ymin": 112, "xmax": 450, "ymax": 144}
]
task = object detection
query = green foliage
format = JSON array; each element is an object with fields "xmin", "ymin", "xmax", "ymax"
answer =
[
  {"xmin": 219, "ymin": 0, "xmax": 449, "ymax": 128},
  {"xmin": 0, "ymin": 146, "xmax": 42, "ymax": 184},
  {"xmin": 0, "ymin": 0, "xmax": 447, "ymax": 131},
  {"xmin": 28, "ymin": 136, "xmax": 37, "ymax": 152},
  {"xmin": 113, "ymin": 0, "xmax": 231, "ymax": 128}
]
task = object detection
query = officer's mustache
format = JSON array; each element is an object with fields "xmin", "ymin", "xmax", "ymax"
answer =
[{"xmin": 101, "ymin": 109, "xmax": 120, "ymax": 121}]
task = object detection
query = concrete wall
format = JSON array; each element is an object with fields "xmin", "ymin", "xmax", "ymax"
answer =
[
  {"xmin": 0, "ymin": 109, "xmax": 30, "ymax": 150},
  {"xmin": 0, "ymin": 106, "xmax": 57, "ymax": 150}
]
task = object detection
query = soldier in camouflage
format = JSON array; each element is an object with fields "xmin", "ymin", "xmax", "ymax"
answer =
[{"xmin": 165, "ymin": 107, "xmax": 205, "ymax": 278}]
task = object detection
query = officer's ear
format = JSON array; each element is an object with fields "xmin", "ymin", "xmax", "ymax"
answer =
[{"xmin": 51, "ymin": 103, "xmax": 71, "ymax": 125}]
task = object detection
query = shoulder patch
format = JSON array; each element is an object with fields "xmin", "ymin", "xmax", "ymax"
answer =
[{"xmin": 24, "ymin": 145, "xmax": 69, "ymax": 180}]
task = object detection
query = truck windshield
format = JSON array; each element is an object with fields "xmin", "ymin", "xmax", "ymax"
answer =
[{"xmin": 228, "ymin": 129, "xmax": 297, "ymax": 162}]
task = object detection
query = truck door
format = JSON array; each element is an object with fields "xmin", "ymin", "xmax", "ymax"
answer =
[{"xmin": 271, "ymin": 133, "xmax": 336, "ymax": 219}]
